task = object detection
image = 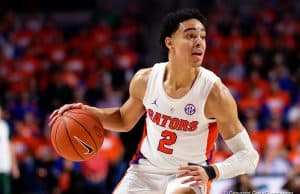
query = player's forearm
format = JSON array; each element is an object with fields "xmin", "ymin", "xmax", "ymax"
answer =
[
  {"xmin": 214, "ymin": 148, "xmax": 258, "ymax": 179},
  {"xmin": 87, "ymin": 106, "xmax": 132, "ymax": 132},
  {"xmin": 213, "ymin": 130, "xmax": 259, "ymax": 180}
]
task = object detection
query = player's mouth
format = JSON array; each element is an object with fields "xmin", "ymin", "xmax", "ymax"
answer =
[
  {"xmin": 192, "ymin": 51, "xmax": 203, "ymax": 56},
  {"xmin": 192, "ymin": 52, "xmax": 203, "ymax": 60}
]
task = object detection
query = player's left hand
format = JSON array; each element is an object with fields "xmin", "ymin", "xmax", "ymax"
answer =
[{"xmin": 177, "ymin": 164, "xmax": 209, "ymax": 187}]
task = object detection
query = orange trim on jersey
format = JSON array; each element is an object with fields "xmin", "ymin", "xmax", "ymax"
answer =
[
  {"xmin": 205, "ymin": 122, "xmax": 219, "ymax": 163},
  {"xmin": 206, "ymin": 180, "xmax": 212, "ymax": 194},
  {"xmin": 130, "ymin": 121, "xmax": 148, "ymax": 163}
]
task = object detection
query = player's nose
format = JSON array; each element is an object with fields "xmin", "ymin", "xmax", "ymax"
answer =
[{"xmin": 193, "ymin": 37, "xmax": 202, "ymax": 48}]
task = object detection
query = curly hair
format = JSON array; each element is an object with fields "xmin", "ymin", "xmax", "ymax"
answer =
[{"xmin": 159, "ymin": 8, "xmax": 206, "ymax": 50}]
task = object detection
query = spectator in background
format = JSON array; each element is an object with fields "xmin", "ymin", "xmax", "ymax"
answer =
[
  {"xmin": 282, "ymin": 171, "xmax": 300, "ymax": 194},
  {"xmin": 232, "ymin": 174, "xmax": 255, "ymax": 192},
  {"xmin": 100, "ymin": 131, "xmax": 125, "ymax": 193},
  {"xmin": 57, "ymin": 160, "xmax": 85, "ymax": 194},
  {"xmin": 256, "ymin": 146, "xmax": 291, "ymax": 175},
  {"xmin": 288, "ymin": 141, "xmax": 300, "ymax": 174},
  {"xmin": 287, "ymin": 110, "xmax": 300, "ymax": 151},
  {"xmin": 0, "ymin": 105, "xmax": 20, "ymax": 194},
  {"xmin": 81, "ymin": 153, "xmax": 110, "ymax": 194},
  {"xmin": 262, "ymin": 116, "xmax": 287, "ymax": 150}
]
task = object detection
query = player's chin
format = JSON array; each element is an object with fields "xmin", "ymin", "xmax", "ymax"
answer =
[{"xmin": 191, "ymin": 60, "xmax": 202, "ymax": 67}]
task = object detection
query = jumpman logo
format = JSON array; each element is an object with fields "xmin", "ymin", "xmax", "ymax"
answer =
[{"xmin": 151, "ymin": 98, "xmax": 158, "ymax": 107}]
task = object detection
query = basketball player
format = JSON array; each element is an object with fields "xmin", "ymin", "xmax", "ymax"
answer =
[
  {"xmin": 49, "ymin": 8, "xmax": 259, "ymax": 194},
  {"xmin": 0, "ymin": 105, "xmax": 20, "ymax": 194}
]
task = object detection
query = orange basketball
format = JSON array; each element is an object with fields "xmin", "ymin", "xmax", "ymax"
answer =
[{"xmin": 50, "ymin": 108, "xmax": 104, "ymax": 161}]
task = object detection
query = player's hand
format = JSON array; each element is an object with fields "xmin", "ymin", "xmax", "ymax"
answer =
[
  {"xmin": 48, "ymin": 103, "xmax": 84, "ymax": 127},
  {"xmin": 177, "ymin": 164, "xmax": 209, "ymax": 187}
]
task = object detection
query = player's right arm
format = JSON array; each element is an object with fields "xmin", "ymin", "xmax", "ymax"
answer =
[
  {"xmin": 49, "ymin": 68, "xmax": 151, "ymax": 132},
  {"xmin": 177, "ymin": 80, "xmax": 259, "ymax": 186}
]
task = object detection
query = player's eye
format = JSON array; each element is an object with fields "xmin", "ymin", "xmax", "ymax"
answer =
[{"xmin": 186, "ymin": 33, "xmax": 197, "ymax": 39}]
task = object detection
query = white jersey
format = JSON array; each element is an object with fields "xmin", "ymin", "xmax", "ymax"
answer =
[
  {"xmin": 0, "ymin": 119, "xmax": 12, "ymax": 173},
  {"xmin": 132, "ymin": 62, "xmax": 220, "ymax": 170}
]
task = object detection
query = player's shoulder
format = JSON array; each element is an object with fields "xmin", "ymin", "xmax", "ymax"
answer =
[
  {"xmin": 209, "ymin": 80, "xmax": 232, "ymax": 102},
  {"xmin": 131, "ymin": 67, "xmax": 153, "ymax": 86},
  {"xmin": 130, "ymin": 62, "xmax": 165, "ymax": 97},
  {"xmin": 133, "ymin": 62, "xmax": 166, "ymax": 82},
  {"xmin": 129, "ymin": 67, "xmax": 153, "ymax": 99},
  {"xmin": 134, "ymin": 67, "xmax": 153, "ymax": 81},
  {"xmin": 205, "ymin": 79, "xmax": 236, "ymax": 119}
]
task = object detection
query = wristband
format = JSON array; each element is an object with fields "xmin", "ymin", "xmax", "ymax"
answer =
[
  {"xmin": 201, "ymin": 165, "xmax": 217, "ymax": 180},
  {"xmin": 188, "ymin": 162, "xmax": 216, "ymax": 180}
]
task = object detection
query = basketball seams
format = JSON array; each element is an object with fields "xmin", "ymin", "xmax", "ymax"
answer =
[
  {"xmin": 67, "ymin": 109, "xmax": 104, "ymax": 130},
  {"xmin": 62, "ymin": 117, "xmax": 85, "ymax": 161},
  {"xmin": 50, "ymin": 109, "xmax": 104, "ymax": 161},
  {"xmin": 66, "ymin": 111, "xmax": 104, "ymax": 139},
  {"xmin": 54, "ymin": 119, "xmax": 63, "ymax": 155},
  {"xmin": 63, "ymin": 114, "xmax": 99, "ymax": 151}
]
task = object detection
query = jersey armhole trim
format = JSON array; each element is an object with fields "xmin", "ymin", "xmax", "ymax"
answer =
[{"xmin": 201, "ymin": 77, "xmax": 220, "ymax": 123}]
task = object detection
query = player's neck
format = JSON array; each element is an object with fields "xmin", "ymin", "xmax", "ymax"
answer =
[{"xmin": 164, "ymin": 62, "xmax": 199, "ymax": 90}]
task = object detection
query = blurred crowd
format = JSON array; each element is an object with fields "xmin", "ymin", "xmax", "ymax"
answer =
[{"xmin": 0, "ymin": 1, "xmax": 300, "ymax": 193}]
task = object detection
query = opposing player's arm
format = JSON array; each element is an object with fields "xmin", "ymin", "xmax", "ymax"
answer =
[
  {"xmin": 205, "ymin": 80, "xmax": 259, "ymax": 179},
  {"xmin": 92, "ymin": 68, "xmax": 149, "ymax": 132}
]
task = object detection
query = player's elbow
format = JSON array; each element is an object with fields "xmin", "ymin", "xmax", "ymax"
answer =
[
  {"xmin": 107, "ymin": 122, "xmax": 133, "ymax": 132},
  {"xmin": 122, "ymin": 126, "xmax": 133, "ymax": 132},
  {"xmin": 252, "ymin": 149, "xmax": 259, "ymax": 168},
  {"xmin": 114, "ymin": 124, "xmax": 131, "ymax": 132},
  {"xmin": 246, "ymin": 148, "xmax": 259, "ymax": 174},
  {"xmin": 119, "ymin": 122, "xmax": 134, "ymax": 132}
]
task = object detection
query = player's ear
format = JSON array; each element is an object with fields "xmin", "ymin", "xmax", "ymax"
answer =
[{"xmin": 165, "ymin": 37, "xmax": 173, "ymax": 50}]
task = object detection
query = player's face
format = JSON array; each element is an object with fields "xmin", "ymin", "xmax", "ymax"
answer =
[{"xmin": 167, "ymin": 19, "xmax": 206, "ymax": 67}]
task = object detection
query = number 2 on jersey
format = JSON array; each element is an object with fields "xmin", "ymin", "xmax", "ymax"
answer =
[{"xmin": 157, "ymin": 130, "xmax": 177, "ymax": 154}]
